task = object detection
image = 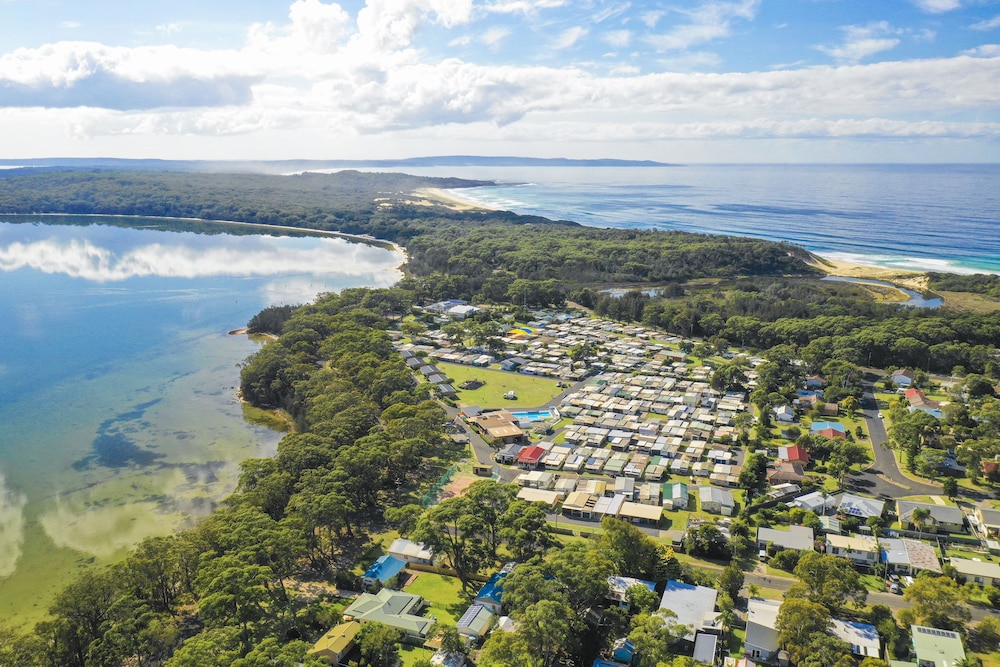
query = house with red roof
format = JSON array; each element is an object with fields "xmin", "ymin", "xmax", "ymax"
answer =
[
  {"xmin": 778, "ymin": 445, "xmax": 810, "ymax": 465},
  {"xmin": 516, "ymin": 446, "xmax": 546, "ymax": 470}
]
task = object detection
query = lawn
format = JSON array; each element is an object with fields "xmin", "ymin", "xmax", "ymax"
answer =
[
  {"xmin": 403, "ymin": 572, "xmax": 469, "ymax": 627},
  {"xmin": 437, "ymin": 362, "xmax": 565, "ymax": 408},
  {"xmin": 399, "ymin": 645, "xmax": 435, "ymax": 667}
]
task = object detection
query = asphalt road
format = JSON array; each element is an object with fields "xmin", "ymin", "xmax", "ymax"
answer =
[
  {"xmin": 742, "ymin": 571, "xmax": 995, "ymax": 622},
  {"xmin": 845, "ymin": 382, "xmax": 942, "ymax": 498}
]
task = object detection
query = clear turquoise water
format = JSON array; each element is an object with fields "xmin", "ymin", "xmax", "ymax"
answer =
[
  {"xmin": 0, "ymin": 216, "xmax": 403, "ymax": 623},
  {"xmin": 411, "ymin": 164, "xmax": 1000, "ymax": 275},
  {"xmin": 510, "ymin": 409, "xmax": 556, "ymax": 422}
]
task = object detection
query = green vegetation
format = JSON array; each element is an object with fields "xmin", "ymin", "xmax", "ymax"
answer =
[{"xmin": 437, "ymin": 362, "xmax": 565, "ymax": 407}]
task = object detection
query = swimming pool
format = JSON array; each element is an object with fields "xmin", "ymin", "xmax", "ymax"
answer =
[{"xmin": 510, "ymin": 408, "xmax": 558, "ymax": 422}]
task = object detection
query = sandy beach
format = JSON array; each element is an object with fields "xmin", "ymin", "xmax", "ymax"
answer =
[
  {"xmin": 412, "ymin": 187, "xmax": 495, "ymax": 211},
  {"xmin": 413, "ymin": 186, "xmax": 940, "ymax": 298}
]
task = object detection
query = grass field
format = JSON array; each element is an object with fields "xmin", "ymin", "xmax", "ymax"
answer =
[
  {"xmin": 403, "ymin": 572, "xmax": 469, "ymax": 627},
  {"xmin": 399, "ymin": 645, "xmax": 435, "ymax": 667},
  {"xmin": 437, "ymin": 362, "xmax": 565, "ymax": 408}
]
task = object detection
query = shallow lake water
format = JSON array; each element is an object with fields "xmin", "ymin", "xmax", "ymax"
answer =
[{"xmin": 0, "ymin": 216, "xmax": 403, "ymax": 625}]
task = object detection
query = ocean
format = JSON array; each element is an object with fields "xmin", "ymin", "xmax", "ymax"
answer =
[
  {"xmin": 0, "ymin": 216, "xmax": 403, "ymax": 624},
  {"xmin": 412, "ymin": 163, "xmax": 1000, "ymax": 275}
]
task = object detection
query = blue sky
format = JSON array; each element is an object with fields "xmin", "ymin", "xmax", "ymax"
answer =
[{"xmin": 1, "ymin": 0, "xmax": 998, "ymax": 162}]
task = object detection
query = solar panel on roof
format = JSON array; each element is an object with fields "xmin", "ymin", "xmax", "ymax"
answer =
[{"xmin": 916, "ymin": 626, "xmax": 957, "ymax": 638}]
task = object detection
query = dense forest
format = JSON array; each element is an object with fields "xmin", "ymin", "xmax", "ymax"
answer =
[
  {"xmin": 570, "ymin": 277, "xmax": 1000, "ymax": 375},
  {"xmin": 0, "ymin": 169, "xmax": 816, "ymax": 303},
  {"xmin": 928, "ymin": 272, "xmax": 1000, "ymax": 298}
]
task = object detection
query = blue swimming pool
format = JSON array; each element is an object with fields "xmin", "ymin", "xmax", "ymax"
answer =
[{"xmin": 510, "ymin": 409, "xmax": 557, "ymax": 422}]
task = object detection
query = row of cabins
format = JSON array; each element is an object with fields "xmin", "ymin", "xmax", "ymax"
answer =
[
  {"xmin": 498, "ymin": 438, "xmax": 743, "ymax": 482},
  {"xmin": 398, "ymin": 349, "xmax": 458, "ymax": 399}
]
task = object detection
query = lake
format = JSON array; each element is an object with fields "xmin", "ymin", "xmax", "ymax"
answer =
[{"xmin": 0, "ymin": 215, "xmax": 403, "ymax": 625}]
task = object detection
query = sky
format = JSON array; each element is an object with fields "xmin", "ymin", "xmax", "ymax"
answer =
[{"xmin": 1, "ymin": 0, "xmax": 999, "ymax": 162}]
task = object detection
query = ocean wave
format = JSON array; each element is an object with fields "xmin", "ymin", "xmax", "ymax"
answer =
[{"xmin": 821, "ymin": 252, "xmax": 994, "ymax": 275}]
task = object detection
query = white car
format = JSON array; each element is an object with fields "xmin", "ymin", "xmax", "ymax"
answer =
[{"xmin": 877, "ymin": 412, "xmax": 884, "ymax": 419}]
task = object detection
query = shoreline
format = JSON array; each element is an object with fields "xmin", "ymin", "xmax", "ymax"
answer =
[{"xmin": 412, "ymin": 187, "xmax": 496, "ymax": 211}]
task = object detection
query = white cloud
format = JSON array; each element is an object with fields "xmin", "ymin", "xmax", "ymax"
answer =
[
  {"xmin": 641, "ymin": 10, "xmax": 664, "ymax": 28},
  {"xmin": 912, "ymin": 0, "xmax": 961, "ymax": 13},
  {"xmin": 355, "ymin": 0, "xmax": 473, "ymax": 50},
  {"xmin": 482, "ymin": 26, "xmax": 511, "ymax": 49},
  {"xmin": 592, "ymin": 3, "xmax": 631, "ymax": 24},
  {"xmin": 817, "ymin": 21, "xmax": 901, "ymax": 63},
  {"xmin": 484, "ymin": 0, "xmax": 565, "ymax": 15},
  {"xmin": 646, "ymin": 0, "xmax": 761, "ymax": 51},
  {"xmin": 0, "ymin": 0, "xmax": 998, "ymax": 157},
  {"xmin": 971, "ymin": 14, "xmax": 1000, "ymax": 31},
  {"xmin": 964, "ymin": 44, "xmax": 1000, "ymax": 57},
  {"xmin": 156, "ymin": 23, "xmax": 181, "ymax": 35},
  {"xmin": 61, "ymin": 21, "xmax": 82, "ymax": 30},
  {"xmin": 551, "ymin": 25, "xmax": 588, "ymax": 50},
  {"xmin": 603, "ymin": 30, "xmax": 632, "ymax": 48}
]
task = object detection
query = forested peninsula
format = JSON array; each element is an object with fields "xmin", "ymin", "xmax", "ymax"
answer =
[{"xmin": 2, "ymin": 169, "xmax": 1000, "ymax": 667}]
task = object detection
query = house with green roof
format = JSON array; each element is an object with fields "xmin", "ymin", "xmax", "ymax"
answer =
[
  {"xmin": 307, "ymin": 621, "xmax": 362, "ymax": 665},
  {"xmin": 889, "ymin": 625, "xmax": 966, "ymax": 667},
  {"xmin": 341, "ymin": 588, "xmax": 432, "ymax": 642}
]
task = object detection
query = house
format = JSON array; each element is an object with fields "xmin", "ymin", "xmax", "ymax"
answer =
[
  {"xmin": 607, "ymin": 576, "xmax": 657, "ymax": 607},
  {"xmin": 341, "ymin": 589, "xmax": 431, "ymax": 641},
  {"xmin": 879, "ymin": 538, "xmax": 941, "ymax": 575},
  {"xmin": 619, "ymin": 501, "xmax": 664, "ymax": 526},
  {"xmin": 663, "ymin": 482, "xmax": 689, "ymax": 510},
  {"xmin": 658, "ymin": 580, "xmax": 721, "ymax": 642},
  {"xmin": 837, "ymin": 493, "xmax": 885, "ymax": 520},
  {"xmin": 562, "ymin": 491, "xmax": 600, "ymax": 520},
  {"xmin": 693, "ymin": 632, "xmax": 719, "ymax": 665},
  {"xmin": 308, "ymin": 621, "xmax": 362, "ymax": 665},
  {"xmin": 806, "ymin": 375, "xmax": 827, "ymax": 389},
  {"xmin": 475, "ymin": 566, "xmax": 513, "ymax": 614},
  {"xmin": 500, "ymin": 357, "xmax": 528, "ymax": 371},
  {"xmin": 896, "ymin": 501, "xmax": 965, "ymax": 534},
  {"xmin": 700, "ymin": 486, "xmax": 735, "ymax": 516},
  {"xmin": 362, "ymin": 555, "xmax": 406, "ymax": 588},
  {"xmin": 773, "ymin": 405, "xmax": 795, "ymax": 422},
  {"xmin": 778, "ymin": 445, "xmax": 810, "ymax": 465},
  {"xmin": 907, "ymin": 625, "xmax": 967, "ymax": 667},
  {"xmin": 830, "ymin": 619, "xmax": 880, "ymax": 658},
  {"xmin": 495, "ymin": 443, "xmax": 523, "ymax": 465},
  {"xmin": 950, "ymin": 557, "xmax": 1000, "ymax": 587},
  {"xmin": 815, "ymin": 426, "xmax": 847, "ymax": 440},
  {"xmin": 744, "ymin": 598, "xmax": 781, "ymax": 662},
  {"xmin": 388, "ymin": 538, "xmax": 434, "ymax": 566},
  {"xmin": 515, "ymin": 445, "xmax": 546, "ymax": 469},
  {"xmin": 826, "ymin": 533, "xmax": 879, "ymax": 567},
  {"xmin": 457, "ymin": 603, "xmax": 495, "ymax": 643},
  {"xmin": 757, "ymin": 525, "xmax": 814, "ymax": 553},
  {"xmin": 447, "ymin": 304, "xmax": 479, "ymax": 319},
  {"xmin": 767, "ymin": 461, "xmax": 807, "ymax": 485},
  {"xmin": 973, "ymin": 506, "xmax": 1000, "ymax": 537},
  {"xmin": 791, "ymin": 490, "xmax": 837, "ymax": 514},
  {"xmin": 891, "ymin": 369, "xmax": 915, "ymax": 387},
  {"xmin": 810, "ymin": 421, "xmax": 846, "ymax": 437},
  {"xmin": 611, "ymin": 638, "xmax": 636, "ymax": 664}
]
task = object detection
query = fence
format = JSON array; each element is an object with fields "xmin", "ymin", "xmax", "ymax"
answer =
[{"xmin": 420, "ymin": 463, "xmax": 458, "ymax": 507}]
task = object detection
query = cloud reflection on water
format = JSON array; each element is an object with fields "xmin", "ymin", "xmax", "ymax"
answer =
[
  {"xmin": 0, "ymin": 235, "xmax": 404, "ymax": 283},
  {"xmin": 0, "ymin": 472, "xmax": 28, "ymax": 576}
]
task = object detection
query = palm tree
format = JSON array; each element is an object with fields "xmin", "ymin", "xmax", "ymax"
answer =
[{"xmin": 911, "ymin": 507, "xmax": 931, "ymax": 540}]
